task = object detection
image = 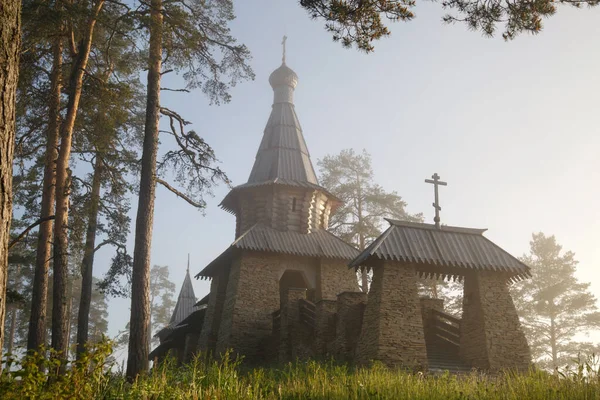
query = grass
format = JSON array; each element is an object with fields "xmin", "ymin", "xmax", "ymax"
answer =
[{"xmin": 1, "ymin": 340, "xmax": 599, "ymax": 399}]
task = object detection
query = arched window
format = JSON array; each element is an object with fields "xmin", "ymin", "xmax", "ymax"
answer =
[{"xmin": 292, "ymin": 197, "xmax": 297, "ymax": 212}]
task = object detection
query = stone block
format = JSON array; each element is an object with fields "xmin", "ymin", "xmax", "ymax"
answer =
[{"xmin": 356, "ymin": 261, "xmax": 427, "ymax": 369}]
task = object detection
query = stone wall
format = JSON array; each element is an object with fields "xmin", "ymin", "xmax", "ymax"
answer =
[
  {"xmin": 460, "ymin": 273, "xmax": 489, "ymax": 369},
  {"xmin": 216, "ymin": 253, "xmax": 279, "ymax": 361},
  {"xmin": 356, "ymin": 261, "xmax": 427, "ymax": 369},
  {"xmin": 183, "ymin": 333, "xmax": 200, "ymax": 363},
  {"xmin": 278, "ymin": 288, "xmax": 314, "ymax": 362},
  {"xmin": 198, "ymin": 272, "xmax": 229, "ymax": 354},
  {"xmin": 314, "ymin": 300, "xmax": 337, "ymax": 357},
  {"xmin": 317, "ymin": 258, "xmax": 359, "ymax": 301},
  {"xmin": 332, "ymin": 292, "xmax": 367, "ymax": 360},
  {"xmin": 215, "ymin": 252, "xmax": 325, "ymax": 362},
  {"xmin": 460, "ymin": 272, "xmax": 531, "ymax": 371}
]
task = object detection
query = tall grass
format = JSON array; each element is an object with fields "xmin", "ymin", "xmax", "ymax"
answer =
[{"xmin": 2, "ymin": 341, "xmax": 599, "ymax": 399}]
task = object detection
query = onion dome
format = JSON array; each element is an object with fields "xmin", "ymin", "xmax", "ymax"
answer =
[{"xmin": 269, "ymin": 63, "xmax": 298, "ymax": 89}]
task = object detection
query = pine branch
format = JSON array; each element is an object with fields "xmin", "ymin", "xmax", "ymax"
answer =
[
  {"xmin": 9, "ymin": 216, "xmax": 56, "ymax": 249},
  {"xmin": 156, "ymin": 178, "xmax": 205, "ymax": 209}
]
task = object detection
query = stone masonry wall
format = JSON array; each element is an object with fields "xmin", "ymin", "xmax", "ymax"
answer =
[
  {"xmin": 356, "ymin": 261, "xmax": 427, "ymax": 369},
  {"xmin": 317, "ymin": 259, "xmax": 359, "ymax": 301},
  {"xmin": 315, "ymin": 300, "xmax": 337, "ymax": 357},
  {"xmin": 216, "ymin": 253, "xmax": 279, "ymax": 361},
  {"xmin": 332, "ymin": 292, "xmax": 367, "ymax": 361},
  {"xmin": 198, "ymin": 273, "xmax": 228, "ymax": 354},
  {"xmin": 461, "ymin": 271, "xmax": 531, "ymax": 371},
  {"xmin": 460, "ymin": 272, "xmax": 531, "ymax": 371},
  {"xmin": 183, "ymin": 333, "xmax": 200, "ymax": 363},
  {"xmin": 460, "ymin": 273, "xmax": 489, "ymax": 369},
  {"xmin": 278, "ymin": 288, "xmax": 311, "ymax": 362},
  {"xmin": 215, "ymin": 251, "xmax": 325, "ymax": 362}
]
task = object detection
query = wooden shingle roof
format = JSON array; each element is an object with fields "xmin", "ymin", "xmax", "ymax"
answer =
[
  {"xmin": 220, "ymin": 61, "xmax": 339, "ymax": 214},
  {"xmin": 155, "ymin": 269, "xmax": 197, "ymax": 340},
  {"xmin": 349, "ymin": 219, "xmax": 531, "ymax": 281},
  {"xmin": 196, "ymin": 224, "xmax": 360, "ymax": 279}
]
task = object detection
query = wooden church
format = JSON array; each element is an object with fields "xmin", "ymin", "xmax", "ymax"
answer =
[{"xmin": 151, "ymin": 46, "xmax": 532, "ymax": 373}]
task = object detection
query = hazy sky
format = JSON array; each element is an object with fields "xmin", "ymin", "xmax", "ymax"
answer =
[{"xmin": 93, "ymin": 1, "xmax": 600, "ymax": 353}]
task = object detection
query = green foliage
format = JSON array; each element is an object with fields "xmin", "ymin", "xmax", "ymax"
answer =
[
  {"xmin": 319, "ymin": 148, "xmax": 423, "ymax": 290},
  {"xmin": 300, "ymin": 0, "xmax": 600, "ymax": 52},
  {"xmin": 318, "ymin": 149, "xmax": 421, "ymax": 251},
  {"xmin": 1, "ymin": 339, "xmax": 114, "ymax": 399},
  {"xmin": 3, "ymin": 346, "xmax": 600, "ymax": 399},
  {"xmin": 114, "ymin": 265, "xmax": 177, "ymax": 350},
  {"xmin": 300, "ymin": 0, "xmax": 415, "ymax": 52},
  {"xmin": 512, "ymin": 233, "xmax": 600, "ymax": 370}
]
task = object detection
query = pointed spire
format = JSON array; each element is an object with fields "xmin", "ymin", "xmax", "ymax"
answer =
[
  {"xmin": 187, "ymin": 253, "xmax": 190, "ymax": 272},
  {"xmin": 168, "ymin": 262, "xmax": 196, "ymax": 325},
  {"xmin": 247, "ymin": 45, "xmax": 318, "ymax": 185}
]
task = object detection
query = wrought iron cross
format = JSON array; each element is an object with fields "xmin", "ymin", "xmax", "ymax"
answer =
[
  {"xmin": 425, "ymin": 173, "xmax": 447, "ymax": 229},
  {"xmin": 282, "ymin": 35, "xmax": 287, "ymax": 64}
]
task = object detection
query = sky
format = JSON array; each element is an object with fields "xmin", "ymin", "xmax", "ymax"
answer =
[{"xmin": 92, "ymin": 1, "xmax": 600, "ymax": 351}]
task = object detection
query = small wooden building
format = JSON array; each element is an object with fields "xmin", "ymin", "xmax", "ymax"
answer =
[
  {"xmin": 351, "ymin": 219, "xmax": 532, "ymax": 372},
  {"xmin": 190, "ymin": 52, "xmax": 531, "ymax": 372}
]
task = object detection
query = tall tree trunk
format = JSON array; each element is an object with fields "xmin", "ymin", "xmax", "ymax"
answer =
[
  {"xmin": 0, "ymin": 0, "xmax": 22, "ymax": 367},
  {"xmin": 357, "ymin": 177, "xmax": 368, "ymax": 292},
  {"xmin": 52, "ymin": 0, "xmax": 104, "ymax": 362},
  {"xmin": 126, "ymin": 0, "xmax": 163, "ymax": 379},
  {"xmin": 64, "ymin": 278, "xmax": 74, "ymax": 360},
  {"xmin": 28, "ymin": 36, "xmax": 62, "ymax": 353},
  {"xmin": 7, "ymin": 264, "xmax": 20, "ymax": 355},
  {"xmin": 550, "ymin": 314, "xmax": 557, "ymax": 370},
  {"xmin": 7, "ymin": 306, "xmax": 17, "ymax": 355},
  {"xmin": 76, "ymin": 155, "xmax": 102, "ymax": 358}
]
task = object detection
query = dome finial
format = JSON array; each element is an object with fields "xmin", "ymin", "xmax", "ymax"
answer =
[{"xmin": 282, "ymin": 35, "xmax": 287, "ymax": 65}]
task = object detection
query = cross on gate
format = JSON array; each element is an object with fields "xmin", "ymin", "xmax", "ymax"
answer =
[{"xmin": 425, "ymin": 173, "xmax": 447, "ymax": 229}]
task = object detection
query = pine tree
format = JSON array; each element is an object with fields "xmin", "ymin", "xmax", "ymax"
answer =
[
  {"xmin": 52, "ymin": 0, "xmax": 107, "ymax": 364},
  {"xmin": 126, "ymin": 0, "xmax": 253, "ymax": 378},
  {"xmin": 0, "ymin": 0, "xmax": 22, "ymax": 361},
  {"xmin": 318, "ymin": 149, "xmax": 421, "ymax": 290},
  {"xmin": 148, "ymin": 265, "xmax": 176, "ymax": 350},
  {"xmin": 299, "ymin": 0, "xmax": 600, "ymax": 52},
  {"xmin": 511, "ymin": 233, "xmax": 600, "ymax": 370},
  {"xmin": 114, "ymin": 265, "xmax": 176, "ymax": 352},
  {"xmin": 72, "ymin": 8, "xmax": 143, "ymax": 359}
]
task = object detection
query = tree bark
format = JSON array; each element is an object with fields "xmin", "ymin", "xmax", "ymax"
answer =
[
  {"xmin": 76, "ymin": 155, "xmax": 102, "ymax": 359},
  {"xmin": 357, "ymin": 176, "xmax": 369, "ymax": 292},
  {"xmin": 0, "ymin": 0, "xmax": 22, "ymax": 368},
  {"xmin": 52, "ymin": 0, "xmax": 104, "ymax": 362},
  {"xmin": 550, "ymin": 314, "xmax": 557, "ymax": 370},
  {"xmin": 64, "ymin": 277, "xmax": 74, "ymax": 360},
  {"xmin": 28, "ymin": 35, "xmax": 62, "ymax": 353},
  {"xmin": 7, "ymin": 264, "xmax": 20, "ymax": 355},
  {"xmin": 126, "ymin": 0, "xmax": 163, "ymax": 380},
  {"xmin": 7, "ymin": 305, "xmax": 17, "ymax": 355}
]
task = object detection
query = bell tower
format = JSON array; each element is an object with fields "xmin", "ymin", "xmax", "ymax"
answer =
[{"xmin": 220, "ymin": 46, "xmax": 340, "ymax": 237}]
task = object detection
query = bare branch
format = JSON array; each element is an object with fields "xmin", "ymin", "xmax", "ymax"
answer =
[
  {"xmin": 161, "ymin": 87, "xmax": 190, "ymax": 93},
  {"xmin": 9, "ymin": 216, "xmax": 56, "ymax": 250},
  {"xmin": 156, "ymin": 178, "xmax": 205, "ymax": 209}
]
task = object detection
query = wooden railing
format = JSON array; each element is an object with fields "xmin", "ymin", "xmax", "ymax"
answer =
[
  {"xmin": 272, "ymin": 309, "xmax": 281, "ymax": 336},
  {"xmin": 431, "ymin": 309, "xmax": 460, "ymax": 346},
  {"xmin": 299, "ymin": 299, "xmax": 316, "ymax": 330}
]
